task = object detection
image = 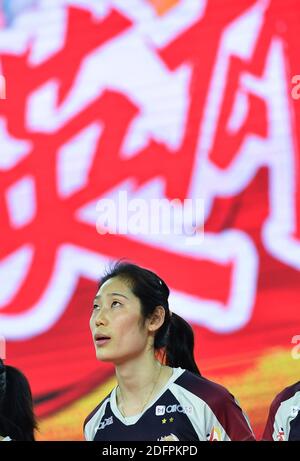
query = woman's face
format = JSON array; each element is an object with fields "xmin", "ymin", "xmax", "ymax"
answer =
[{"xmin": 90, "ymin": 276, "xmax": 149, "ymax": 364}]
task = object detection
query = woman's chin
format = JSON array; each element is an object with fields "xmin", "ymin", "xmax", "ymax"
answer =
[
  {"xmin": 96, "ymin": 352, "xmax": 111, "ymax": 361},
  {"xmin": 96, "ymin": 349, "xmax": 117, "ymax": 362}
]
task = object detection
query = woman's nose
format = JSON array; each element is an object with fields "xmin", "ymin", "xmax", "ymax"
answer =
[{"xmin": 94, "ymin": 308, "xmax": 108, "ymax": 326}]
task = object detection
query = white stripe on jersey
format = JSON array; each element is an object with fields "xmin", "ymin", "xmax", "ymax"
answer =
[{"xmin": 85, "ymin": 396, "xmax": 110, "ymax": 441}]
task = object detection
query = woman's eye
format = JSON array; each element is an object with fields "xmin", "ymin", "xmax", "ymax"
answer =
[
  {"xmin": 111, "ymin": 301, "xmax": 121, "ymax": 308},
  {"xmin": 93, "ymin": 304, "xmax": 100, "ymax": 311}
]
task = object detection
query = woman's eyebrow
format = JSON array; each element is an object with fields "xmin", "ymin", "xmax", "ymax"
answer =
[
  {"xmin": 109, "ymin": 292, "xmax": 129, "ymax": 299},
  {"xmin": 94, "ymin": 292, "xmax": 129, "ymax": 302}
]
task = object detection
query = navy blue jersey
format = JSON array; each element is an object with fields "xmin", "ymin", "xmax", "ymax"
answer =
[
  {"xmin": 263, "ymin": 381, "xmax": 300, "ymax": 441},
  {"xmin": 84, "ymin": 367, "xmax": 255, "ymax": 441}
]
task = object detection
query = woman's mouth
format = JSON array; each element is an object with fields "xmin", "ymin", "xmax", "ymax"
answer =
[{"xmin": 95, "ymin": 335, "xmax": 111, "ymax": 347}]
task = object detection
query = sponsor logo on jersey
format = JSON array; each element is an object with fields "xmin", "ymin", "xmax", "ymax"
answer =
[
  {"xmin": 207, "ymin": 426, "xmax": 222, "ymax": 441},
  {"xmin": 156, "ymin": 405, "xmax": 166, "ymax": 416},
  {"xmin": 97, "ymin": 416, "xmax": 113, "ymax": 431},
  {"xmin": 155, "ymin": 404, "xmax": 193, "ymax": 416}
]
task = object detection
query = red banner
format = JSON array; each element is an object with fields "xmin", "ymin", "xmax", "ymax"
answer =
[{"xmin": 0, "ymin": 0, "xmax": 299, "ymax": 439}]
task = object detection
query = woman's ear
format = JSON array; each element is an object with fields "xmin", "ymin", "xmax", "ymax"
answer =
[{"xmin": 148, "ymin": 306, "xmax": 165, "ymax": 333}]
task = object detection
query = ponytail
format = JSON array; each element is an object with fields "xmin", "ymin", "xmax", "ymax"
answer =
[{"xmin": 164, "ymin": 313, "xmax": 202, "ymax": 377}]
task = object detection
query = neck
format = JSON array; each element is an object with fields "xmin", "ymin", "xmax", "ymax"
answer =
[
  {"xmin": 115, "ymin": 352, "xmax": 162, "ymax": 403},
  {"xmin": 115, "ymin": 351, "xmax": 174, "ymax": 416}
]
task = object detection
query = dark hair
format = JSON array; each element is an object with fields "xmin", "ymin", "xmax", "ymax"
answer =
[
  {"xmin": 0, "ymin": 359, "xmax": 37, "ymax": 441},
  {"xmin": 99, "ymin": 261, "xmax": 201, "ymax": 377}
]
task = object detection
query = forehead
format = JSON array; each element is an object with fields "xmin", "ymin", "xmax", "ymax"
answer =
[{"xmin": 95, "ymin": 277, "xmax": 133, "ymax": 299}]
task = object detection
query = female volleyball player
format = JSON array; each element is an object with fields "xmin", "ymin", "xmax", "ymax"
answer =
[
  {"xmin": 0, "ymin": 359, "xmax": 37, "ymax": 441},
  {"xmin": 84, "ymin": 261, "xmax": 255, "ymax": 441}
]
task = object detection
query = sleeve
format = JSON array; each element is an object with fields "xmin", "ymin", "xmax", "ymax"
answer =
[
  {"xmin": 84, "ymin": 425, "xmax": 90, "ymax": 441},
  {"xmin": 262, "ymin": 401, "xmax": 276, "ymax": 440},
  {"xmin": 83, "ymin": 418, "xmax": 94, "ymax": 441},
  {"xmin": 83, "ymin": 397, "xmax": 109, "ymax": 441},
  {"xmin": 83, "ymin": 408, "xmax": 99, "ymax": 441},
  {"xmin": 262, "ymin": 394, "xmax": 285, "ymax": 441},
  {"xmin": 204, "ymin": 391, "xmax": 256, "ymax": 441}
]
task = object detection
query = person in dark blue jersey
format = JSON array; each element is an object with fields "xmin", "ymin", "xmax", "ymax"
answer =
[{"xmin": 84, "ymin": 261, "xmax": 255, "ymax": 441}]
